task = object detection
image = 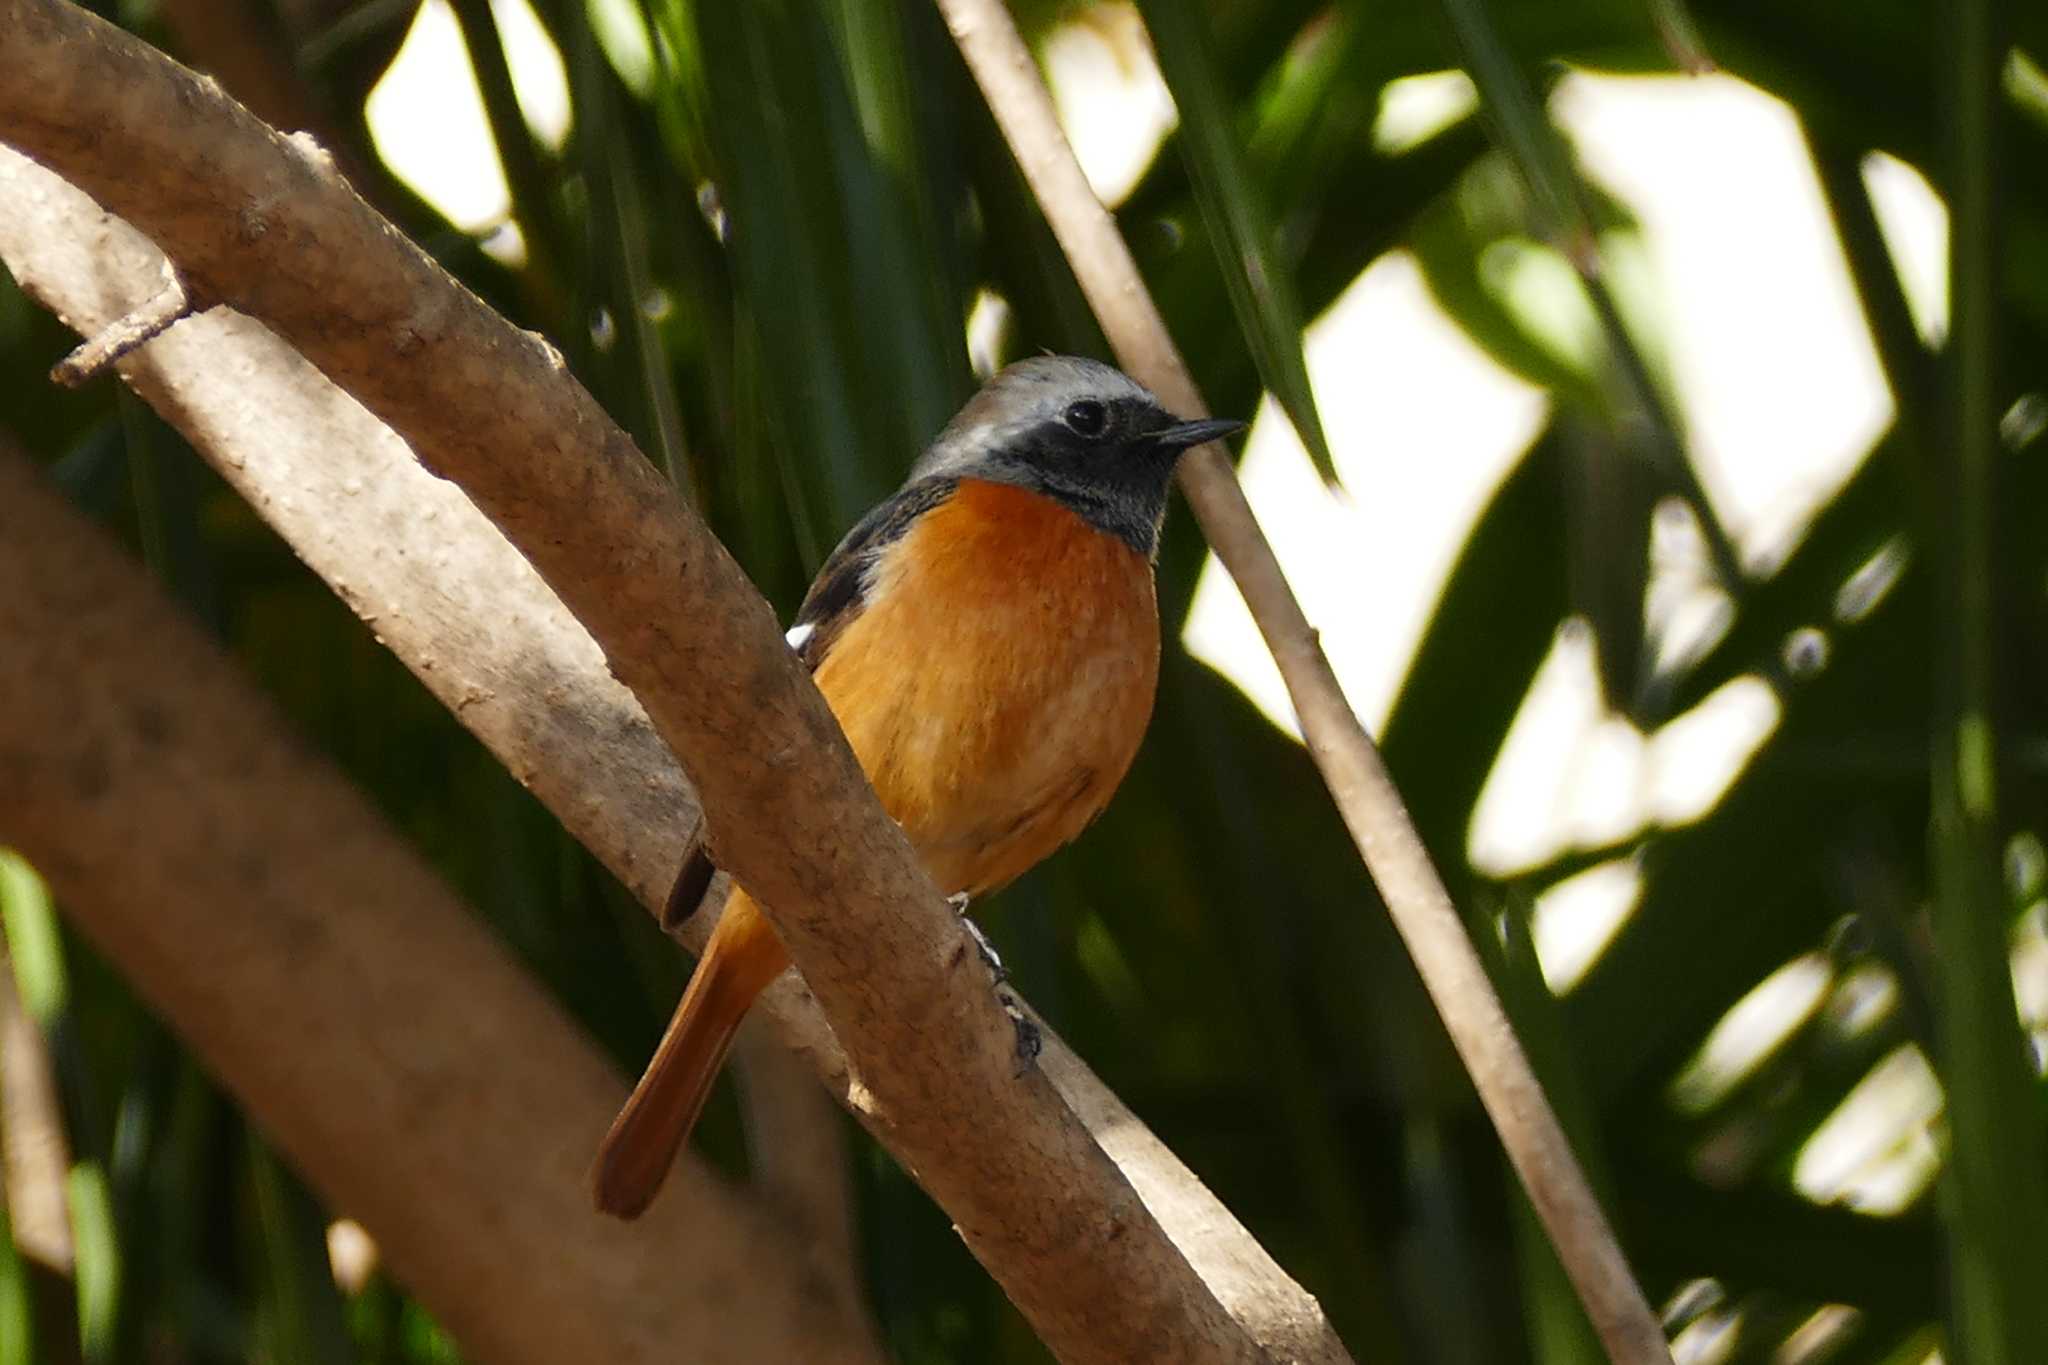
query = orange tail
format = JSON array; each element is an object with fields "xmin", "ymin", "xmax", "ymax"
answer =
[{"xmin": 592, "ymin": 891, "xmax": 789, "ymax": 1218}]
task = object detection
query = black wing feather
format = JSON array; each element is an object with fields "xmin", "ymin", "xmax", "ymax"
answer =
[
  {"xmin": 663, "ymin": 475, "xmax": 960, "ymax": 926},
  {"xmin": 661, "ymin": 845, "xmax": 717, "ymax": 930},
  {"xmin": 789, "ymin": 475, "xmax": 957, "ymax": 668}
]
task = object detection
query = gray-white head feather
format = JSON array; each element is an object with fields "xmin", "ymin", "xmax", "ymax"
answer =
[
  {"xmin": 913, "ymin": 356, "xmax": 1158, "ymax": 479},
  {"xmin": 909, "ymin": 356, "xmax": 1238, "ymax": 558}
]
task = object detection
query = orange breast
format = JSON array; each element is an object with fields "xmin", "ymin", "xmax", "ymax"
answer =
[{"xmin": 811, "ymin": 479, "xmax": 1160, "ymax": 897}]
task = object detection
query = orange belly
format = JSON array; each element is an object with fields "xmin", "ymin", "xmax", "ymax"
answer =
[{"xmin": 810, "ymin": 478, "xmax": 1160, "ymax": 897}]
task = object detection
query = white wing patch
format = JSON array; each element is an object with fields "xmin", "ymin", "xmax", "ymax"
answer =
[{"xmin": 785, "ymin": 621, "xmax": 816, "ymax": 652}]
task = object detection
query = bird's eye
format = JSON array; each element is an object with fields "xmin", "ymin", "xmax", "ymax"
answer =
[{"xmin": 1062, "ymin": 400, "xmax": 1108, "ymax": 437}]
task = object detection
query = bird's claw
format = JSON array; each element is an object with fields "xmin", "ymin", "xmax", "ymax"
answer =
[
  {"xmin": 947, "ymin": 892, "xmax": 1035, "ymax": 1072},
  {"xmin": 956, "ymin": 905, "xmax": 1007, "ymax": 985},
  {"xmin": 997, "ymin": 990, "xmax": 1042, "ymax": 1075}
]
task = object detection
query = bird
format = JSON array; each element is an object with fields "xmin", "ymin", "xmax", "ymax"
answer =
[{"xmin": 591, "ymin": 355, "xmax": 1243, "ymax": 1219}]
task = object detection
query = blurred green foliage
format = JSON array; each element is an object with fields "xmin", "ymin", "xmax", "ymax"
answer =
[{"xmin": 4, "ymin": 0, "xmax": 2047, "ymax": 1361}]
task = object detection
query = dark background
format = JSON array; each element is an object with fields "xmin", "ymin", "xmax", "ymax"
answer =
[{"xmin": 4, "ymin": 0, "xmax": 2047, "ymax": 1361}]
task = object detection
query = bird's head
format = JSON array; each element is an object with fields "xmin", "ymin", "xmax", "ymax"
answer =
[{"xmin": 914, "ymin": 355, "xmax": 1243, "ymax": 557}]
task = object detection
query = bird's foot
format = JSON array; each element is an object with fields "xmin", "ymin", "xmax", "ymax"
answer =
[
  {"xmin": 996, "ymin": 990, "xmax": 1042, "ymax": 1075},
  {"xmin": 945, "ymin": 893, "xmax": 1036, "ymax": 1071},
  {"xmin": 951, "ymin": 895, "xmax": 1007, "ymax": 985},
  {"xmin": 946, "ymin": 893, "xmax": 1035, "ymax": 1071}
]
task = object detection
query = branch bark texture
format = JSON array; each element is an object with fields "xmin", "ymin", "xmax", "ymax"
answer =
[
  {"xmin": 0, "ymin": 445, "xmax": 882, "ymax": 1365},
  {"xmin": 934, "ymin": 1, "xmax": 1674, "ymax": 1360},
  {"xmin": 0, "ymin": 6, "xmax": 1345, "ymax": 1360}
]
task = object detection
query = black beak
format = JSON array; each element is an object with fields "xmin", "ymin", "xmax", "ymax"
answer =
[{"xmin": 1152, "ymin": 416, "xmax": 1246, "ymax": 452}]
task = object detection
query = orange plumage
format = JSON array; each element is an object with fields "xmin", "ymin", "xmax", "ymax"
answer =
[
  {"xmin": 592, "ymin": 481, "xmax": 1157, "ymax": 1217},
  {"xmin": 821, "ymin": 479, "xmax": 1160, "ymax": 895},
  {"xmin": 592, "ymin": 356, "xmax": 1239, "ymax": 1218}
]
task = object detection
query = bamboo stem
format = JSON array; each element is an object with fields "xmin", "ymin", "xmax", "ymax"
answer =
[{"xmin": 934, "ymin": 1, "xmax": 1673, "ymax": 1359}]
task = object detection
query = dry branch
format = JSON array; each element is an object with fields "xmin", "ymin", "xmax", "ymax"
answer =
[
  {"xmin": 0, "ymin": 5, "xmax": 1345, "ymax": 1359},
  {"xmin": 0, "ymin": 445, "xmax": 882, "ymax": 1365},
  {"xmin": 0, "ymin": 144, "xmax": 1342, "ymax": 1363},
  {"xmin": 934, "ymin": 0, "xmax": 1674, "ymax": 1360},
  {"xmin": 49, "ymin": 256, "xmax": 191, "ymax": 384}
]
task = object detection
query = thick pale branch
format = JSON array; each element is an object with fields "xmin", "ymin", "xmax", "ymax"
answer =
[
  {"xmin": 0, "ymin": 6, "xmax": 1344, "ymax": 1359},
  {"xmin": 0, "ymin": 446, "xmax": 882, "ymax": 1365},
  {"xmin": 934, "ymin": 1, "xmax": 1673, "ymax": 1360},
  {"xmin": 0, "ymin": 145, "xmax": 1342, "ymax": 1364},
  {"xmin": 733, "ymin": 1022, "xmax": 862, "ymax": 1278},
  {"xmin": 49, "ymin": 256, "xmax": 191, "ymax": 384}
]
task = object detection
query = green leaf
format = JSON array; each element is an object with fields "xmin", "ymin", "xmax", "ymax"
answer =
[
  {"xmin": 248, "ymin": 1142, "xmax": 353, "ymax": 1365},
  {"xmin": 66, "ymin": 1165, "xmax": 119, "ymax": 1364},
  {"xmin": 685, "ymin": 0, "xmax": 969, "ymax": 543},
  {"xmin": 1925, "ymin": 1, "xmax": 2048, "ymax": 1358},
  {"xmin": 1654, "ymin": 430, "xmax": 1903, "ymax": 720},
  {"xmin": 0, "ymin": 852, "xmax": 67, "ymax": 1026},
  {"xmin": 1128, "ymin": 109, "xmax": 1492, "ymax": 443},
  {"xmin": 566, "ymin": 14, "xmax": 693, "ymax": 488},
  {"xmin": 447, "ymin": 0, "xmax": 572, "ymax": 297},
  {"xmin": 0, "ymin": 1163, "xmax": 36, "ymax": 1365},
  {"xmin": 1618, "ymin": 1169, "xmax": 1939, "ymax": 1322},
  {"xmin": 1569, "ymin": 563, "xmax": 1934, "ymax": 1098},
  {"xmin": 1137, "ymin": 0, "xmax": 1337, "ymax": 481},
  {"xmin": 961, "ymin": 95, "xmax": 1110, "ymax": 362},
  {"xmin": 1381, "ymin": 426, "xmax": 1571, "ymax": 886},
  {"xmin": 1406, "ymin": 170, "xmax": 1602, "ymax": 406},
  {"xmin": 1435, "ymin": 0, "xmax": 1743, "ymax": 590},
  {"xmin": 1493, "ymin": 900, "xmax": 1609, "ymax": 1365}
]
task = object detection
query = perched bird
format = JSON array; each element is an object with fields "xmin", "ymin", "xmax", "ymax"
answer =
[{"xmin": 592, "ymin": 355, "xmax": 1242, "ymax": 1218}]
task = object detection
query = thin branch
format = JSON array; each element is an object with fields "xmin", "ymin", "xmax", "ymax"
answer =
[
  {"xmin": 933, "ymin": 1, "xmax": 1674, "ymax": 1361},
  {"xmin": 0, "ymin": 15, "xmax": 1346, "ymax": 1358},
  {"xmin": 0, "ymin": 444, "xmax": 884, "ymax": 1365},
  {"xmin": 48, "ymin": 257, "xmax": 192, "ymax": 385}
]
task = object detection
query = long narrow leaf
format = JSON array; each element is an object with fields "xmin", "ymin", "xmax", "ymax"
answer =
[
  {"xmin": 447, "ymin": 0, "xmax": 571, "ymax": 296},
  {"xmin": 1657, "ymin": 432, "xmax": 1902, "ymax": 718},
  {"xmin": 1570, "ymin": 571, "xmax": 1931, "ymax": 1096},
  {"xmin": 1380, "ymin": 427, "xmax": 1570, "ymax": 882},
  {"xmin": 1436, "ymin": 0, "xmax": 1744, "ymax": 590},
  {"xmin": 1138, "ymin": 0, "xmax": 1337, "ymax": 482},
  {"xmin": 0, "ymin": 853, "xmax": 67, "ymax": 1028},
  {"xmin": 64, "ymin": 1166, "xmax": 118, "ymax": 1365},
  {"xmin": 1926, "ymin": 0, "xmax": 2048, "ymax": 1358},
  {"xmin": 821, "ymin": 0, "xmax": 971, "ymax": 440},
  {"xmin": 1808, "ymin": 130, "xmax": 1936, "ymax": 482},
  {"xmin": 0, "ymin": 1200, "xmax": 34, "ymax": 1365},
  {"xmin": 247, "ymin": 1142, "xmax": 353, "ymax": 1365},
  {"xmin": 569, "ymin": 17, "xmax": 692, "ymax": 487},
  {"xmin": 0, "ymin": 855, "xmax": 120, "ymax": 1364},
  {"xmin": 688, "ymin": 0, "xmax": 966, "ymax": 541},
  {"xmin": 1490, "ymin": 897, "xmax": 1609, "ymax": 1365}
]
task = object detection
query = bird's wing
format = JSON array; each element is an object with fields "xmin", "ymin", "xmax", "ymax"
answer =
[
  {"xmin": 787, "ymin": 474, "xmax": 959, "ymax": 669},
  {"xmin": 663, "ymin": 474, "xmax": 961, "ymax": 929}
]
